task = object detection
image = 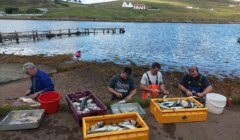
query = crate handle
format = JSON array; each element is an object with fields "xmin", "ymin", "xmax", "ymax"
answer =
[{"xmin": 182, "ymin": 116, "xmax": 188, "ymax": 120}]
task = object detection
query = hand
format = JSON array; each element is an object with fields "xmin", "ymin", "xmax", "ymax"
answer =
[
  {"xmin": 151, "ymin": 89, "xmax": 160, "ymax": 93},
  {"xmin": 25, "ymin": 90, "xmax": 31, "ymax": 96},
  {"xmin": 196, "ymin": 93, "xmax": 204, "ymax": 98},
  {"xmin": 163, "ymin": 90, "xmax": 169, "ymax": 95},
  {"xmin": 115, "ymin": 92, "xmax": 123, "ymax": 98},
  {"xmin": 124, "ymin": 96, "xmax": 132, "ymax": 101},
  {"xmin": 31, "ymin": 91, "xmax": 42, "ymax": 100},
  {"xmin": 186, "ymin": 90, "xmax": 193, "ymax": 96}
]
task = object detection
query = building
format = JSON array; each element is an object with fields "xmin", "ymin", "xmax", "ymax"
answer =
[
  {"xmin": 122, "ymin": 1, "xmax": 133, "ymax": 8},
  {"xmin": 37, "ymin": 8, "xmax": 48, "ymax": 13},
  {"xmin": 133, "ymin": 4, "xmax": 146, "ymax": 10},
  {"xmin": 0, "ymin": 10, "xmax": 5, "ymax": 16},
  {"xmin": 61, "ymin": 0, "xmax": 81, "ymax": 3}
]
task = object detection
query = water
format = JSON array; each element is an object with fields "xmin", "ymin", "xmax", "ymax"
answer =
[{"xmin": 0, "ymin": 19, "xmax": 240, "ymax": 78}]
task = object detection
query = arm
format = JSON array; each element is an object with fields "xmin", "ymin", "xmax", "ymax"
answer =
[
  {"xmin": 41, "ymin": 76, "xmax": 54, "ymax": 93},
  {"xmin": 108, "ymin": 75, "xmax": 122, "ymax": 98},
  {"xmin": 159, "ymin": 84, "xmax": 169, "ymax": 94},
  {"xmin": 178, "ymin": 84, "xmax": 193, "ymax": 96},
  {"xmin": 196, "ymin": 76, "xmax": 213, "ymax": 97},
  {"xmin": 196, "ymin": 85, "xmax": 213, "ymax": 97},
  {"xmin": 107, "ymin": 86, "xmax": 122, "ymax": 98},
  {"xmin": 125, "ymin": 89, "xmax": 137, "ymax": 101}
]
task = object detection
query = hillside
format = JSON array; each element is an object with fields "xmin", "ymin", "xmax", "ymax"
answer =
[
  {"xmin": 0, "ymin": 0, "xmax": 58, "ymax": 9},
  {"xmin": 0, "ymin": 0, "xmax": 240, "ymax": 23}
]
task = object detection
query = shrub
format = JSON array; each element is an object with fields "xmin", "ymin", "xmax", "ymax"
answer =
[{"xmin": 4, "ymin": 7, "xmax": 19, "ymax": 14}]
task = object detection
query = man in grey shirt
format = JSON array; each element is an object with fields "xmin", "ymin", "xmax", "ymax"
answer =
[{"xmin": 108, "ymin": 67, "xmax": 137, "ymax": 101}]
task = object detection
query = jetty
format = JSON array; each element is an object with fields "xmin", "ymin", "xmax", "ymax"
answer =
[{"xmin": 0, "ymin": 27, "xmax": 125, "ymax": 44}]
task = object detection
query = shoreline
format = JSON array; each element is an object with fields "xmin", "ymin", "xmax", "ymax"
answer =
[
  {"xmin": 1, "ymin": 54, "xmax": 240, "ymax": 81},
  {"xmin": 1, "ymin": 17, "xmax": 240, "ymax": 24},
  {"xmin": 0, "ymin": 54, "xmax": 240, "ymax": 104}
]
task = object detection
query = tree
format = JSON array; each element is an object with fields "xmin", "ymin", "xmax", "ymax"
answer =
[{"xmin": 4, "ymin": 7, "xmax": 19, "ymax": 14}]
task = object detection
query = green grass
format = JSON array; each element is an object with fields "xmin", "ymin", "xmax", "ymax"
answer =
[
  {"xmin": 1, "ymin": 0, "xmax": 240, "ymax": 22},
  {"xmin": 0, "ymin": 104, "xmax": 34, "ymax": 119}
]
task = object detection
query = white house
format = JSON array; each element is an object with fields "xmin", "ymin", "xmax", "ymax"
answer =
[
  {"xmin": 0, "ymin": 10, "xmax": 5, "ymax": 16},
  {"xmin": 37, "ymin": 8, "xmax": 48, "ymax": 13},
  {"xmin": 62, "ymin": 0, "xmax": 81, "ymax": 3},
  {"xmin": 133, "ymin": 4, "xmax": 146, "ymax": 10},
  {"xmin": 122, "ymin": 1, "xmax": 133, "ymax": 8}
]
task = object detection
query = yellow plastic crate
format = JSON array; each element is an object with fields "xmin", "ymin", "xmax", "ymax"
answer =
[
  {"xmin": 82, "ymin": 112, "xmax": 149, "ymax": 140},
  {"xmin": 150, "ymin": 97, "xmax": 207, "ymax": 123}
]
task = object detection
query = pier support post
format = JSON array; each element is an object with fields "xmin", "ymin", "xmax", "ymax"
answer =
[
  {"xmin": 33, "ymin": 30, "xmax": 36, "ymax": 42},
  {"xmin": 15, "ymin": 31, "xmax": 19, "ymax": 44},
  {"xmin": 0, "ymin": 32, "xmax": 3, "ymax": 43},
  {"xmin": 68, "ymin": 29, "xmax": 71, "ymax": 37}
]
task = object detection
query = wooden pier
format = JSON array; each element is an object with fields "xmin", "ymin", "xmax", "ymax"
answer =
[{"xmin": 0, "ymin": 27, "xmax": 125, "ymax": 44}]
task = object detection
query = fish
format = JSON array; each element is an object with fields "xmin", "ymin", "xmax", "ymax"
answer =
[
  {"xmin": 72, "ymin": 96, "xmax": 101, "ymax": 114},
  {"xmin": 157, "ymin": 99, "xmax": 202, "ymax": 110},
  {"xmin": 19, "ymin": 97, "xmax": 40, "ymax": 107},
  {"xmin": 9, "ymin": 113, "xmax": 39, "ymax": 125},
  {"xmin": 88, "ymin": 119, "xmax": 141, "ymax": 134},
  {"xmin": 118, "ymin": 99, "xmax": 126, "ymax": 104}
]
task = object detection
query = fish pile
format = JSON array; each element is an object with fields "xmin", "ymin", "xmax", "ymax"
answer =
[
  {"xmin": 19, "ymin": 97, "xmax": 41, "ymax": 107},
  {"xmin": 9, "ymin": 113, "xmax": 39, "ymax": 125},
  {"xmin": 157, "ymin": 99, "xmax": 204, "ymax": 110},
  {"xmin": 72, "ymin": 95, "xmax": 101, "ymax": 114},
  {"xmin": 88, "ymin": 119, "xmax": 141, "ymax": 134},
  {"xmin": 119, "ymin": 108, "xmax": 136, "ymax": 113}
]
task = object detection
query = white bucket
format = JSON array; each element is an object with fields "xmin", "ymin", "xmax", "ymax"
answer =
[{"xmin": 206, "ymin": 93, "xmax": 226, "ymax": 114}]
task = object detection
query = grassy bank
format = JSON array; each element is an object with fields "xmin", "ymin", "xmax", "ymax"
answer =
[{"xmin": 0, "ymin": 0, "xmax": 240, "ymax": 23}]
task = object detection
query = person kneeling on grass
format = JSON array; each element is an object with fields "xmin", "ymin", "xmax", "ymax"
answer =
[
  {"xmin": 178, "ymin": 66, "xmax": 213, "ymax": 102},
  {"xmin": 140, "ymin": 62, "xmax": 169, "ymax": 100},
  {"xmin": 107, "ymin": 66, "xmax": 137, "ymax": 101},
  {"xmin": 23, "ymin": 62, "xmax": 55, "ymax": 99}
]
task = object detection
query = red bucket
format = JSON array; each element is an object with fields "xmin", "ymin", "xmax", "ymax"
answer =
[{"xmin": 38, "ymin": 91, "xmax": 61, "ymax": 114}]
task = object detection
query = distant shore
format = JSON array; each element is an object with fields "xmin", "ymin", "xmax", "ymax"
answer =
[{"xmin": 1, "ymin": 16, "xmax": 240, "ymax": 24}]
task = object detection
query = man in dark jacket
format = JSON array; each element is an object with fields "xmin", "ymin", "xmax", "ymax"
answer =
[
  {"xmin": 178, "ymin": 66, "xmax": 213, "ymax": 98},
  {"xmin": 23, "ymin": 62, "xmax": 54, "ymax": 99}
]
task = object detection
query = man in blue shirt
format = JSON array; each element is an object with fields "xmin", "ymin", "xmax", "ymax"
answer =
[{"xmin": 23, "ymin": 62, "xmax": 54, "ymax": 99}]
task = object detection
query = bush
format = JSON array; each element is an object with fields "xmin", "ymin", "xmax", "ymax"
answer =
[
  {"xmin": 232, "ymin": 94, "xmax": 240, "ymax": 105},
  {"xmin": 58, "ymin": 2, "xmax": 70, "ymax": 7},
  {"xmin": 25, "ymin": 8, "xmax": 42, "ymax": 14},
  {"xmin": 4, "ymin": 7, "xmax": 19, "ymax": 14}
]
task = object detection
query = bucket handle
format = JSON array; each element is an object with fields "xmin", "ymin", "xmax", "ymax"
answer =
[{"xmin": 208, "ymin": 101, "xmax": 226, "ymax": 108}]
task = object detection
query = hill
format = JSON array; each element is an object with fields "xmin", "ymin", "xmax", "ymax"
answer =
[{"xmin": 0, "ymin": 0, "xmax": 240, "ymax": 23}]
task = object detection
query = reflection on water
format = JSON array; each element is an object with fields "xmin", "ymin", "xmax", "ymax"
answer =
[{"xmin": 0, "ymin": 19, "xmax": 240, "ymax": 78}]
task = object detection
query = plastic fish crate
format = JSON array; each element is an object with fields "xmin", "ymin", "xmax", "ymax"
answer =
[
  {"xmin": 0, "ymin": 109, "xmax": 45, "ymax": 131},
  {"xmin": 66, "ymin": 91, "xmax": 107, "ymax": 125},
  {"xmin": 82, "ymin": 112, "xmax": 149, "ymax": 140},
  {"xmin": 110, "ymin": 103, "xmax": 146, "ymax": 115},
  {"xmin": 150, "ymin": 97, "xmax": 208, "ymax": 123}
]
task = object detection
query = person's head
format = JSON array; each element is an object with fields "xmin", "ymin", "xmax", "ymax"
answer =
[
  {"xmin": 120, "ymin": 66, "xmax": 132, "ymax": 80},
  {"xmin": 188, "ymin": 66, "xmax": 199, "ymax": 78},
  {"xmin": 150, "ymin": 62, "xmax": 161, "ymax": 75},
  {"xmin": 23, "ymin": 62, "xmax": 37, "ymax": 76}
]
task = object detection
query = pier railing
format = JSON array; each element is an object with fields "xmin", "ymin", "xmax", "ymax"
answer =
[{"xmin": 0, "ymin": 27, "xmax": 125, "ymax": 44}]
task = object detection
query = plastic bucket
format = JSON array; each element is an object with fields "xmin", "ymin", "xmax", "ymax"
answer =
[
  {"xmin": 206, "ymin": 93, "xmax": 226, "ymax": 114},
  {"xmin": 38, "ymin": 91, "xmax": 61, "ymax": 114}
]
